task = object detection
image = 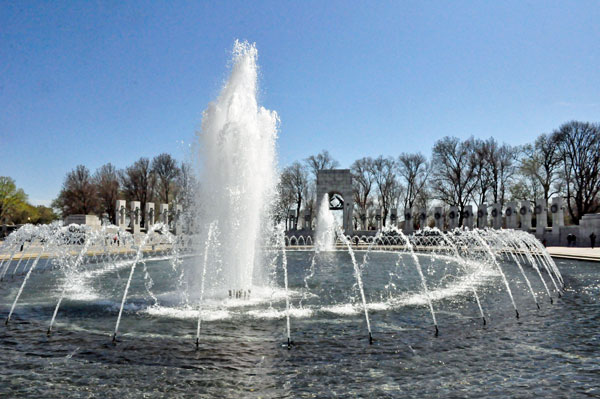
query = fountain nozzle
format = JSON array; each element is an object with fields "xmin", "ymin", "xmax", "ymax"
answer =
[
  {"xmin": 536, "ymin": 302, "xmax": 540, "ymax": 310},
  {"xmin": 112, "ymin": 333, "xmax": 117, "ymax": 344},
  {"xmin": 369, "ymin": 332, "xmax": 373, "ymax": 345},
  {"xmin": 46, "ymin": 327, "xmax": 51, "ymax": 336},
  {"xmin": 195, "ymin": 338, "xmax": 199, "ymax": 350},
  {"xmin": 550, "ymin": 297, "xmax": 554, "ymax": 304},
  {"xmin": 287, "ymin": 337, "xmax": 292, "ymax": 350},
  {"xmin": 482, "ymin": 317, "xmax": 487, "ymax": 326},
  {"xmin": 434, "ymin": 325, "xmax": 439, "ymax": 337},
  {"xmin": 515, "ymin": 309, "xmax": 520, "ymax": 319}
]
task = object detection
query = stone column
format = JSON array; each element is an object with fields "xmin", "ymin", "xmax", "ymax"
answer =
[
  {"xmin": 130, "ymin": 201, "xmax": 141, "ymax": 234},
  {"xmin": 288, "ymin": 209, "xmax": 297, "ymax": 231},
  {"xmin": 477, "ymin": 203, "xmax": 488, "ymax": 229},
  {"xmin": 433, "ymin": 207, "xmax": 444, "ymax": 230},
  {"xmin": 390, "ymin": 208, "xmax": 398, "ymax": 228},
  {"xmin": 159, "ymin": 203, "xmax": 169, "ymax": 226},
  {"xmin": 448, "ymin": 206, "xmax": 459, "ymax": 230},
  {"xmin": 145, "ymin": 202, "xmax": 155, "ymax": 227},
  {"xmin": 174, "ymin": 205, "xmax": 183, "ymax": 235},
  {"xmin": 535, "ymin": 199, "xmax": 547, "ymax": 235},
  {"xmin": 116, "ymin": 200, "xmax": 127, "ymax": 229},
  {"xmin": 490, "ymin": 203, "xmax": 502, "ymax": 229},
  {"xmin": 403, "ymin": 208, "xmax": 414, "ymax": 234},
  {"xmin": 519, "ymin": 201, "xmax": 532, "ymax": 230},
  {"xmin": 303, "ymin": 209, "xmax": 312, "ymax": 230},
  {"xmin": 360, "ymin": 213, "xmax": 367, "ymax": 230},
  {"xmin": 505, "ymin": 201, "xmax": 518, "ymax": 229},
  {"xmin": 550, "ymin": 197, "xmax": 564, "ymax": 234},
  {"xmin": 417, "ymin": 208, "xmax": 427, "ymax": 230},
  {"xmin": 463, "ymin": 205, "xmax": 474, "ymax": 229},
  {"xmin": 376, "ymin": 208, "xmax": 383, "ymax": 230}
]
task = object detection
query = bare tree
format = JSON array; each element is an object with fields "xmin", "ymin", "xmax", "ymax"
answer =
[
  {"xmin": 93, "ymin": 163, "xmax": 120, "ymax": 223},
  {"xmin": 485, "ymin": 140, "xmax": 518, "ymax": 206},
  {"xmin": 152, "ymin": 153, "xmax": 181, "ymax": 205},
  {"xmin": 472, "ymin": 139, "xmax": 495, "ymax": 205},
  {"xmin": 280, "ymin": 162, "xmax": 309, "ymax": 229},
  {"xmin": 369, "ymin": 156, "xmax": 398, "ymax": 226},
  {"xmin": 351, "ymin": 157, "xmax": 375, "ymax": 227},
  {"xmin": 174, "ymin": 161, "xmax": 198, "ymax": 209},
  {"xmin": 519, "ymin": 133, "xmax": 563, "ymax": 203},
  {"xmin": 53, "ymin": 165, "xmax": 99, "ymax": 216},
  {"xmin": 553, "ymin": 121, "xmax": 600, "ymax": 223},
  {"xmin": 397, "ymin": 152, "xmax": 429, "ymax": 210},
  {"xmin": 430, "ymin": 137, "xmax": 478, "ymax": 224},
  {"xmin": 120, "ymin": 157, "xmax": 156, "ymax": 226},
  {"xmin": 304, "ymin": 150, "xmax": 340, "ymax": 180}
]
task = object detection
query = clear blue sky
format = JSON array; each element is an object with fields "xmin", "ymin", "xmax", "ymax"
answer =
[{"xmin": 1, "ymin": 1, "xmax": 598, "ymax": 206}]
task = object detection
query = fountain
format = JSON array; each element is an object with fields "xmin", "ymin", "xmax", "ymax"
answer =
[
  {"xmin": 1, "ymin": 40, "xmax": 592, "ymax": 397},
  {"xmin": 314, "ymin": 193, "xmax": 336, "ymax": 252}
]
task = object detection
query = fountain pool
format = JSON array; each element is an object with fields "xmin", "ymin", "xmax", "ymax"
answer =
[{"xmin": 1, "ymin": 41, "xmax": 598, "ymax": 397}]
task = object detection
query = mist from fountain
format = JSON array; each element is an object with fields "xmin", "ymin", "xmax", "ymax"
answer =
[
  {"xmin": 195, "ymin": 40, "xmax": 279, "ymax": 295},
  {"xmin": 314, "ymin": 193, "xmax": 336, "ymax": 252}
]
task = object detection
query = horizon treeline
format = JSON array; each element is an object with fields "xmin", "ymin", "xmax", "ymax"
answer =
[
  {"xmin": 279, "ymin": 120, "xmax": 600, "ymax": 229},
  {"xmin": 2, "ymin": 120, "xmax": 598, "ymax": 229},
  {"xmin": 50, "ymin": 153, "xmax": 196, "ymax": 226}
]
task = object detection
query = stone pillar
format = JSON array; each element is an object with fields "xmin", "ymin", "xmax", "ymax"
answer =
[
  {"xmin": 376, "ymin": 208, "xmax": 383, "ymax": 230},
  {"xmin": 116, "ymin": 200, "xmax": 127, "ymax": 229},
  {"xmin": 403, "ymin": 208, "xmax": 414, "ymax": 234},
  {"xmin": 390, "ymin": 208, "xmax": 398, "ymax": 228},
  {"xmin": 130, "ymin": 201, "xmax": 141, "ymax": 234},
  {"xmin": 433, "ymin": 207, "xmax": 444, "ymax": 230},
  {"xmin": 288, "ymin": 209, "xmax": 297, "ymax": 231},
  {"xmin": 535, "ymin": 199, "xmax": 547, "ymax": 235},
  {"xmin": 448, "ymin": 206, "xmax": 459, "ymax": 230},
  {"xmin": 505, "ymin": 201, "xmax": 518, "ymax": 229},
  {"xmin": 491, "ymin": 203, "xmax": 502, "ymax": 229},
  {"xmin": 159, "ymin": 203, "xmax": 169, "ymax": 226},
  {"xmin": 145, "ymin": 202, "xmax": 155, "ymax": 227},
  {"xmin": 303, "ymin": 209, "xmax": 312, "ymax": 230},
  {"xmin": 519, "ymin": 201, "xmax": 532, "ymax": 230},
  {"xmin": 174, "ymin": 205, "xmax": 183, "ymax": 235},
  {"xmin": 418, "ymin": 208, "xmax": 427, "ymax": 230},
  {"xmin": 360, "ymin": 213, "xmax": 367, "ymax": 230},
  {"xmin": 463, "ymin": 205, "xmax": 474, "ymax": 229},
  {"xmin": 477, "ymin": 203, "xmax": 488, "ymax": 229},
  {"xmin": 550, "ymin": 197, "xmax": 564, "ymax": 234}
]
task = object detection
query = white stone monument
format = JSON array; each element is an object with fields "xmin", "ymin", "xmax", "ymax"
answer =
[
  {"xmin": 505, "ymin": 201, "xmax": 518, "ymax": 229},
  {"xmin": 174, "ymin": 205, "xmax": 183, "ymax": 235},
  {"xmin": 550, "ymin": 197, "xmax": 564, "ymax": 234},
  {"xmin": 448, "ymin": 206, "xmax": 459, "ymax": 230},
  {"xmin": 418, "ymin": 208, "xmax": 427, "ymax": 230},
  {"xmin": 159, "ymin": 203, "xmax": 169, "ymax": 226},
  {"xmin": 534, "ymin": 198, "xmax": 547, "ymax": 235},
  {"xmin": 477, "ymin": 203, "xmax": 488, "ymax": 229},
  {"xmin": 130, "ymin": 201, "xmax": 141, "ymax": 234},
  {"xmin": 303, "ymin": 209, "xmax": 312, "ymax": 230},
  {"xmin": 390, "ymin": 208, "xmax": 398, "ymax": 228},
  {"xmin": 116, "ymin": 200, "xmax": 127, "ymax": 229},
  {"xmin": 433, "ymin": 207, "xmax": 444, "ymax": 230},
  {"xmin": 519, "ymin": 201, "xmax": 532, "ymax": 230},
  {"xmin": 403, "ymin": 208, "xmax": 414, "ymax": 234},
  {"xmin": 376, "ymin": 208, "xmax": 383, "ymax": 230},
  {"xmin": 491, "ymin": 203, "xmax": 502, "ymax": 229},
  {"xmin": 463, "ymin": 205, "xmax": 474, "ymax": 229},
  {"xmin": 145, "ymin": 202, "xmax": 155, "ymax": 227}
]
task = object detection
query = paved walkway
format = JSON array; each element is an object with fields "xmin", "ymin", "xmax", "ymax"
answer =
[{"xmin": 546, "ymin": 246, "xmax": 600, "ymax": 262}]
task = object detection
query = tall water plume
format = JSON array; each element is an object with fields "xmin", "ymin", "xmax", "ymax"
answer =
[
  {"xmin": 197, "ymin": 41, "xmax": 279, "ymax": 294},
  {"xmin": 315, "ymin": 194, "xmax": 336, "ymax": 251}
]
